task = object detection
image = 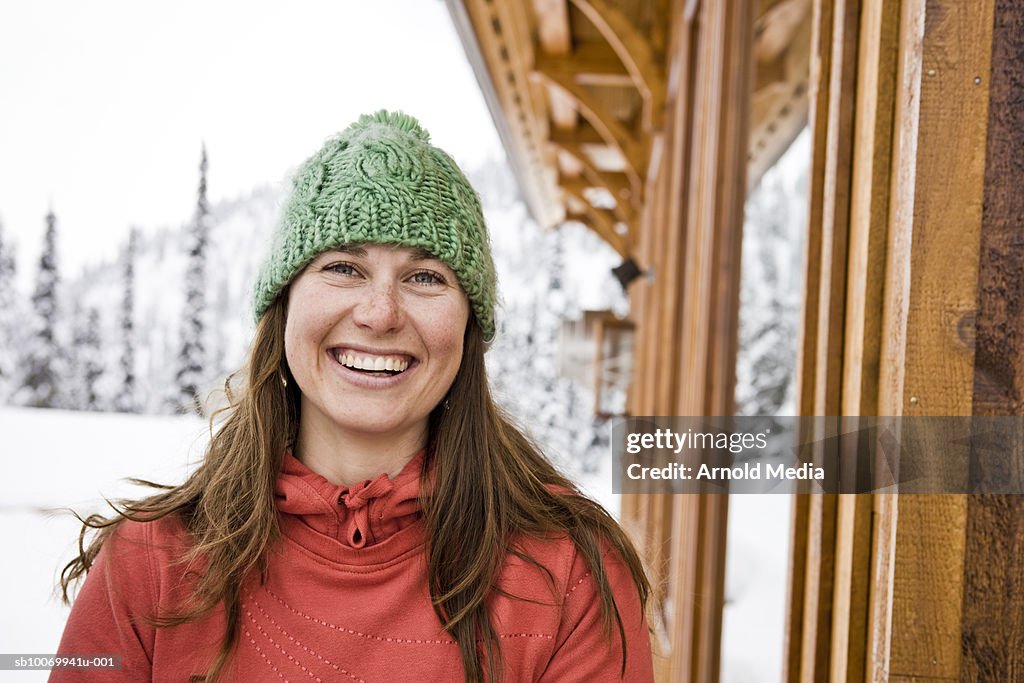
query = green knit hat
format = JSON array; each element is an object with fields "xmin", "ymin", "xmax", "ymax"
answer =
[{"xmin": 253, "ymin": 110, "xmax": 497, "ymax": 339}]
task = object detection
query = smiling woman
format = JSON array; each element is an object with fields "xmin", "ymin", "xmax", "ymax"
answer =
[
  {"xmin": 285, "ymin": 245, "xmax": 470, "ymax": 485},
  {"xmin": 53, "ymin": 111, "xmax": 654, "ymax": 682}
]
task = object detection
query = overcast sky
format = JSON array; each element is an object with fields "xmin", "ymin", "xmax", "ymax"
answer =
[{"xmin": 0, "ymin": 0, "xmax": 504, "ymax": 279}]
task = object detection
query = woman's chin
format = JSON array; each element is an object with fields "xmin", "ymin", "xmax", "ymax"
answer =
[{"xmin": 324, "ymin": 412, "xmax": 425, "ymax": 440}]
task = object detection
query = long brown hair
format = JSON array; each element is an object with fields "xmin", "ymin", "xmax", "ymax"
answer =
[{"xmin": 61, "ymin": 295, "xmax": 650, "ymax": 681}]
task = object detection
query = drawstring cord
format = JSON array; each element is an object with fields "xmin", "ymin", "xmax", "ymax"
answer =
[{"xmin": 338, "ymin": 476, "xmax": 395, "ymax": 548}]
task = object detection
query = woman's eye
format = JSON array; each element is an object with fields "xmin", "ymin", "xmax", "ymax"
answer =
[
  {"xmin": 325, "ymin": 262, "xmax": 359, "ymax": 276},
  {"xmin": 410, "ymin": 270, "xmax": 445, "ymax": 285}
]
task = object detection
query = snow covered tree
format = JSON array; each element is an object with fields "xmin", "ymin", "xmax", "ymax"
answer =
[
  {"xmin": 116, "ymin": 228, "xmax": 138, "ymax": 413},
  {"xmin": 0, "ymin": 219, "xmax": 19, "ymax": 402},
  {"xmin": 67, "ymin": 305, "xmax": 105, "ymax": 410},
  {"xmin": 22, "ymin": 210, "xmax": 61, "ymax": 408},
  {"xmin": 486, "ymin": 211, "xmax": 610, "ymax": 477},
  {"xmin": 175, "ymin": 145, "xmax": 210, "ymax": 415},
  {"xmin": 735, "ymin": 130, "xmax": 808, "ymax": 416}
]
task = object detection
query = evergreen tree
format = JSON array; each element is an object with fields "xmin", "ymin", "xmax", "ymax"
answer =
[
  {"xmin": 116, "ymin": 228, "xmax": 138, "ymax": 412},
  {"xmin": 67, "ymin": 304, "xmax": 105, "ymax": 410},
  {"xmin": 176, "ymin": 145, "xmax": 210, "ymax": 415},
  {"xmin": 0, "ymin": 219, "xmax": 19, "ymax": 402},
  {"xmin": 735, "ymin": 154, "xmax": 805, "ymax": 417},
  {"xmin": 82, "ymin": 307, "xmax": 104, "ymax": 410},
  {"xmin": 22, "ymin": 210, "xmax": 61, "ymax": 408},
  {"xmin": 487, "ymin": 217, "xmax": 607, "ymax": 476}
]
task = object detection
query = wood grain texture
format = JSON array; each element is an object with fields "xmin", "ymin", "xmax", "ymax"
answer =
[
  {"xmin": 972, "ymin": 0, "xmax": 1024, "ymax": 419},
  {"xmin": 960, "ymin": 1, "xmax": 1024, "ymax": 679},
  {"xmin": 829, "ymin": 493, "xmax": 871, "ymax": 683},
  {"xmin": 662, "ymin": 0, "xmax": 754, "ymax": 680},
  {"xmin": 782, "ymin": 2, "xmax": 839, "ymax": 679},
  {"xmin": 961, "ymin": 496, "xmax": 1024, "ymax": 682},
  {"xmin": 785, "ymin": 0, "xmax": 833, "ymax": 679},
  {"xmin": 783, "ymin": 494, "xmax": 810, "ymax": 682},
  {"xmin": 567, "ymin": 0, "xmax": 666, "ymax": 131},
  {"xmin": 798, "ymin": 6, "xmax": 862, "ymax": 677},
  {"xmin": 794, "ymin": 0, "xmax": 833, "ymax": 418},
  {"xmin": 889, "ymin": 495, "xmax": 968, "ymax": 677},
  {"xmin": 865, "ymin": 492, "xmax": 897, "ymax": 682},
  {"xmin": 878, "ymin": 0, "xmax": 994, "ymax": 677},
  {"xmin": 841, "ymin": 0, "xmax": 898, "ymax": 417},
  {"xmin": 651, "ymin": 144, "xmax": 674, "ymax": 413},
  {"xmin": 812, "ymin": 0, "xmax": 858, "ymax": 419},
  {"xmin": 799, "ymin": 494, "xmax": 837, "ymax": 681},
  {"xmin": 656, "ymin": 16, "xmax": 695, "ymax": 415}
]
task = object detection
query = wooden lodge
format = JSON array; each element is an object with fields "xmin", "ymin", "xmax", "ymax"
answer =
[{"xmin": 446, "ymin": 0, "xmax": 1023, "ymax": 680}]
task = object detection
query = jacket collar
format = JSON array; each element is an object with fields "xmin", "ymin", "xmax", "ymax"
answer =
[{"xmin": 274, "ymin": 450, "xmax": 424, "ymax": 549}]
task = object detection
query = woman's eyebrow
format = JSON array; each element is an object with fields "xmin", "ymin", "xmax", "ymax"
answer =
[{"xmin": 409, "ymin": 248, "xmax": 440, "ymax": 262}]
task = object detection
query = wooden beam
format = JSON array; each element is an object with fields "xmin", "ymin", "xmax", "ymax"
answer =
[
  {"xmin": 446, "ymin": 0, "xmax": 565, "ymax": 228},
  {"xmin": 568, "ymin": 0, "xmax": 667, "ymax": 132},
  {"xmin": 535, "ymin": 43, "xmax": 635, "ymax": 87},
  {"xmin": 756, "ymin": 0, "xmax": 812, "ymax": 62},
  {"xmin": 546, "ymin": 85, "xmax": 580, "ymax": 130},
  {"xmin": 758, "ymin": 0, "xmax": 798, "ymax": 19},
  {"xmin": 748, "ymin": 12, "xmax": 812, "ymax": 188},
  {"xmin": 812, "ymin": 0, "xmax": 857, "ymax": 439},
  {"xmin": 784, "ymin": 494, "xmax": 811, "ymax": 683},
  {"xmin": 532, "ymin": 0, "xmax": 570, "ymax": 54},
  {"xmin": 841, "ymin": 0, "xmax": 897, "ymax": 418},
  {"xmin": 563, "ymin": 188, "xmax": 631, "ymax": 256},
  {"xmin": 654, "ymin": 9, "xmax": 695, "ymax": 419},
  {"xmin": 755, "ymin": 52, "xmax": 789, "ymax": 90},
  {"xmin": 785, "ymin": 0, "xmax": 833, "ymax": 679},
  {"xmin": 827, "ymin": 0, "xmax": 900, "ymax": 678},
  {"xmin": 829, "ymin": 493, "xmax": 871, "ymax": 683},
  {"xmin": 868, "ymin": 0, "xmax": 996, "ymax": 679},
  {"xmin": 960, "ymin": 0, "xmax": 1024, "ymax": 677},
  {"xmin": 531, "ymin": 66, "xmax": 646, "ymax": 188},
  {"xmin": 549, "ymin": 139, "xmax": 636, "ymax": 207},
  {"xmin": 549, "ymin": 121, "xmax": 606, "ymax": 145},
  {"xmin": 970, "ymin": 0, "xmax": 1024, "ymax": 419},
  {"xmin": 799, "ymin": 494, "xmax": 838, "ymax": 681},
  {"xmin": 668, "ymin": 2, "xmax": 755, "ymax": 681},
  {"xmin": 558, "ymin": 174, "xmax": 637, "ymax": 222}
]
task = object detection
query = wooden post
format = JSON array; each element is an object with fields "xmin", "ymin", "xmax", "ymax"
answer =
[
  {"xmin": 960, "ymin": 1, "xmax": 1024, "ymax": 678},
  {"xmin": 666, "ymin": 1, "xmax": 754, "ymax": 681},
  {"xmin": 786, "ymin": 1, "xmax": 1024, "ymax": 681}
]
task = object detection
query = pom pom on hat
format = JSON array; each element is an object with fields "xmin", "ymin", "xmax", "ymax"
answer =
[{"xmin": 252, "ymin": 110, "xmax": 497, "ymax": 340}]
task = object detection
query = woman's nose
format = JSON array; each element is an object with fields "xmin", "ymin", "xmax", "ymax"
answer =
[{"xmin": 352, "ymin": 284, "xmax": 403, "ymax": 333}]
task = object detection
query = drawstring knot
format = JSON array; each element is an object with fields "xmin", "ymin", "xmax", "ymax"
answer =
[{"xmin": 338, "ymin": 476, "xmax": 395, "ymax": 548}]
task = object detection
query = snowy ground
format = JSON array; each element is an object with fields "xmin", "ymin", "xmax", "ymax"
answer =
[
  {"xmin": 1, "ymin": 407, "xmax": 205, "ymax": 682},
  {"xmin": 1, "ymin": 406, "xmax": 788, "ymax": 682}
]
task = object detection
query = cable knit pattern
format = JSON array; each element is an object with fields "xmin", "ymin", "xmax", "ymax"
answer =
[
  {"xmin": 53, "ymin": 454, "xmax": 654, "ymax": 681},
  {"xmin": 252, "ymin": 110, "xmax": 498, "ymax": 339}
]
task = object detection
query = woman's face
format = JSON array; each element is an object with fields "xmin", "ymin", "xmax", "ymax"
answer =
[{"xmin": 284, "ymin": 243, "xmax": 469, "ymax": 445}]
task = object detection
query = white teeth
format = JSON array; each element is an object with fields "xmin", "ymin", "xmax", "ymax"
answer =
[{"xmin": 334, "ymin": 350, "xmax": 410, "ymax": 373}]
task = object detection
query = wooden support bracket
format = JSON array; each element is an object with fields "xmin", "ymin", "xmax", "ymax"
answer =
[
  {"xmin": 532, "ymin": 66, "xmax": 647, "ymax": 190},
  {"xmin": 568, "ymin": 0, "xmax": 667, "ymax": 132},
  {"xmin": 563, "ymin": 187, "xmax": 631, "ymax": 256}
]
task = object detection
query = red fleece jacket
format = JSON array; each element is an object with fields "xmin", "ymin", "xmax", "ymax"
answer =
[{"xmin": 53, "ymin": 453, "xmax": 653, "ymax": 681}]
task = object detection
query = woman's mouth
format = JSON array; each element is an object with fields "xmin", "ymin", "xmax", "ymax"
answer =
[{"xmin": 330, "ymin": 349, "xmax": 413, "ymax": 376}]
